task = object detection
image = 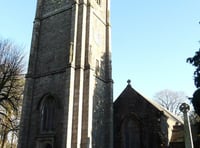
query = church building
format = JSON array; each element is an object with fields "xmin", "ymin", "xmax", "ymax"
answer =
[
  {"xmin": 114, "ymin": 81, "xmax": 184, "ymax": 148},
  {"xmin": 17, "ymin": 0, "xmax": 199, "ymax": 148}
]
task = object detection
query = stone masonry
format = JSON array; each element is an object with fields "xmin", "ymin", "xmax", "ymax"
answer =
[{"xmin": 18, "ymin": 0, "xmax": 113, "ymax": 148}]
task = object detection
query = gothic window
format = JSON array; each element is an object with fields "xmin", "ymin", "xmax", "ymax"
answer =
[
  {"xmin": 121, "ymin": 118, "xmax": 141, "ymax": 148},
  {"xmin": 40, "ymin": 95, "xmax": 56, "ymax": 132}
]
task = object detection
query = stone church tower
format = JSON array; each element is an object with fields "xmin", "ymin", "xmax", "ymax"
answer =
[{"xmin": 18, "ymin": 0, "xmax": 113, "ymax": 148}]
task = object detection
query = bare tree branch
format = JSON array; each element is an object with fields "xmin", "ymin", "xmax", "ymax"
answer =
[
  {"xmin": 0, "ymin": 38, "xmax": 24, "ymax": 146},
  {"xmin": 154, "ymin": 89, "xmax": 187, "ymax": 116}
]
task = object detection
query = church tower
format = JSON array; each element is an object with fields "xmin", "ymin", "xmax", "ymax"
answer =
[{"xmin": 18, "ymin": 0, "xmax": 113, "ymax": 147}]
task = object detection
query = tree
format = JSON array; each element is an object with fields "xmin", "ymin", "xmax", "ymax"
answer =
[
  {"xmin": 154, "ymin": 89, "xmax": 187, "ymax": 116},
  {"xmin": 0, "ymin": 38, "xmax": 24, "ymax": 148},
  {"xmin": 186, "ymin": 49, "xmax": 200, "ymax": 88},
  {"xmin": 187, "ymin": 49, "xmax": 200, "ymax": 116},
  {"xmin": 189, "ymin": 111, "xmax": 200, "ymax": 125},
  {"xmin": 189, "ymin": 89, "xmax": 200, "ymax": 116}
]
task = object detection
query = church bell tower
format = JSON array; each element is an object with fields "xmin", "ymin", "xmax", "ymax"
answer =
[{"xmin": 18, "ymin": 0, "xmax": 113, "ymax": 147}]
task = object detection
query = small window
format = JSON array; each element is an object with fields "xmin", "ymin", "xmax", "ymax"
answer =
[
  {"xmin": 95, "ymin": 59, "xmax": 100, "ymax": 76},
  {"xmin": 96, "ymin": 0, "xmax": 101, "ymax": 5},
  {"xmin": 40, "ymin": 95, "xmax": 56, "ymax": 132}
]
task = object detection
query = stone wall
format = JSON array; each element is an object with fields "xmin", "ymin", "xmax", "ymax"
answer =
[
  {"xmin": 18, "ymin": 0, "xmax": 113, "ymax": 147},
  {"xmin": 114, "ymin": 85, "xmax": 179, "ymax": 148}
]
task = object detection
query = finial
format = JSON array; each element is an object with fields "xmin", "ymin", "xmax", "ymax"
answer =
[{"xmin": 127, "ymin": 79, "xmax": 131, "ymax": 85}]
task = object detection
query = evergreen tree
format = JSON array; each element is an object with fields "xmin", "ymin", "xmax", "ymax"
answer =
[{"xmin": 187, "ymin": 49, "xmax": 200, "ymax": 116}]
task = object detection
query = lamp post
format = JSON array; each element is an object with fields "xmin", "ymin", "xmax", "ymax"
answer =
[{"xmin": 179, "ymin": 103, "xmax": 194, "ymax": 148}]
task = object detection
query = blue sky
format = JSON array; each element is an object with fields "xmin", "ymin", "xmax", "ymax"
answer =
[
  {"xmin": 0, "ymin": 1, "xmax": 200, "ymax": 100},
  {"xmin": 111, "ymin": 0, "xmax": 200, "ymax": 99}
]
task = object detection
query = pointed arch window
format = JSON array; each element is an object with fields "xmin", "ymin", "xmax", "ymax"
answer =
[
  {"xmin": 40, "ymin": 95, "xmax": 56, "ymax": 132},
  {"xmin": 121, "ymin": 117, "xmax": 142, "ymax": 148}
]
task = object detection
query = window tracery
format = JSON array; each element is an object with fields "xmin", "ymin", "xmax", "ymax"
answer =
[{"xmin": 40, "ymin": 95, "xmax": 56, "ymax": 132}]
